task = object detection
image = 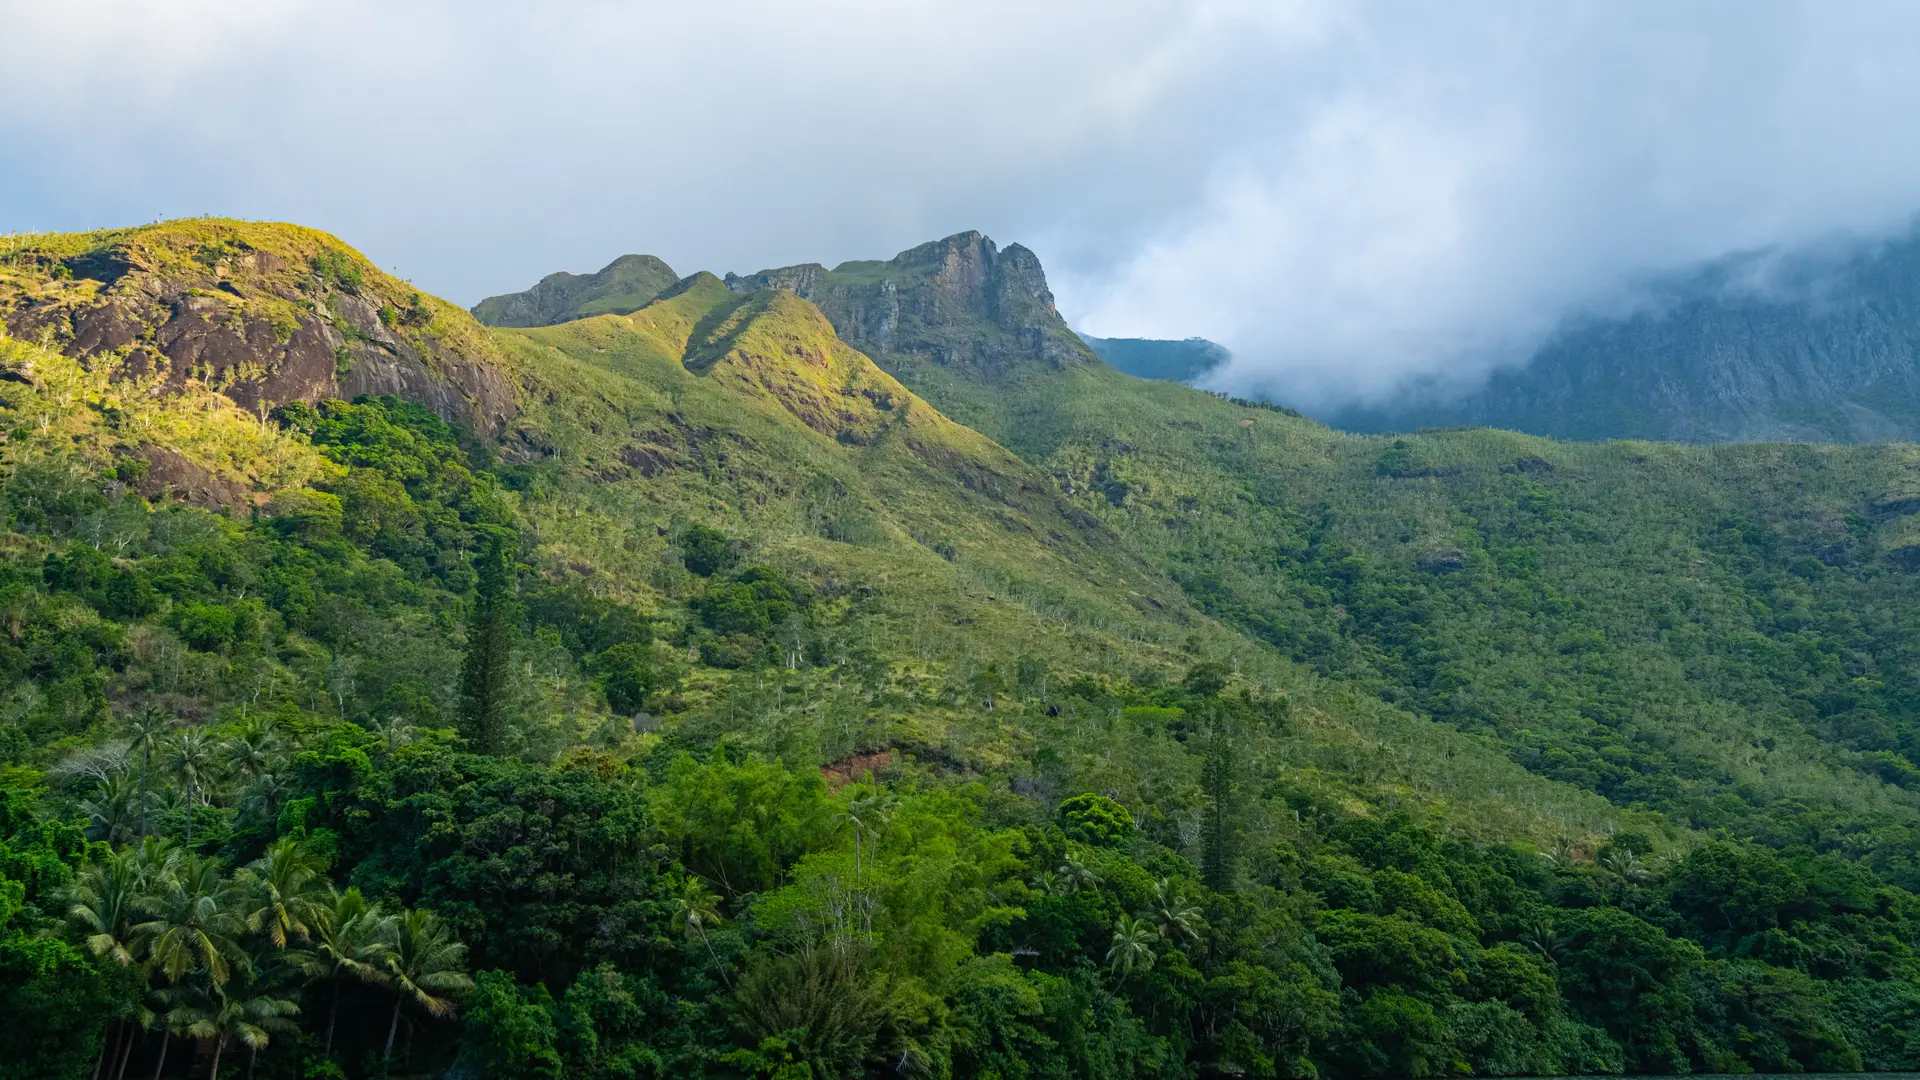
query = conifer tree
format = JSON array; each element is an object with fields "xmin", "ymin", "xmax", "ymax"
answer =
[
  {"xmin": 458, "ymin": 532, "xmax": 518, "ymax": 755},
  {"xmin": 1199, "ymin": 719, "xmax": 1236, "ymax": 893}
]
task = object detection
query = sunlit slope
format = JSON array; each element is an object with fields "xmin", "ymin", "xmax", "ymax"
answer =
[
  {"xmin": 481, "ymin": 280, "xmax": 1623, "ymax": 839},
  {"xmin": 891, "ymin": 357, "xmax": 1920, "ymax": 859}
]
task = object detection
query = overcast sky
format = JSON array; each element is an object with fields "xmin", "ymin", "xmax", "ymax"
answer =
[{"xmin": 6, "ymin": 1, "xmax": 1920, "ymax": 406}]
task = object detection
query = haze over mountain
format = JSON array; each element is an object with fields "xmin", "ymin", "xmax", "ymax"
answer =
[{"xmin": 1323, "ymin": 227, "xmax": 1920, "ymax": 443}]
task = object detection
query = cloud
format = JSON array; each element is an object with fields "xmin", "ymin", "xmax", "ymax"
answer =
[
  {"xmin": 1061, "ymin": 3, "xmax": 1920, "ymax": 406},
  {"xmin": 6, "ymin": 2, "xmax": 1920, "ymax": 407}
]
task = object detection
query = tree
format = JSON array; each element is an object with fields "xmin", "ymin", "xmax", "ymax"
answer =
[
  {"xmin": 1145, "ymin": 878, "xmax": 1206, "ymax": 944},
  {"xmin": 65, "ymin": 845, "xmax": 147, "ymax": 1080},
  {"xmin": 1199, "ymin": 725, "xmax": 1236, "ymax": 893},
  {"xmin": 838, "ymin": 788, "xmax": 897, "ymax": 879},
  {"xmin": 458, "ymin": 531, "xmax": 519, "ymax": 755},
  {"xmin": 66, "ymin": 845, "xmax": 146, "ymax": 968},
  {"xmin": 1058, "ymin": 793, "xmax": 1134, "ymax": 846},
  {"xmin": 302, "ymin": 887, "xmax": 393, "ymax": 1057},
  {"xmin": 1107, "ymin": 914, "xmax": 1159, "ymax": 978},
  {"xmin": 221, "ymin": 717, "xmax": 280, "ymax": 787},
  {"xmin": 1058, "ymin": 851, "xmax": 1103, "ymax": 894},
  {"xmin": 131, "ymin": 852, "xmax": 248, "ymax": 988},
  {"xmin": 379, "ymin": 908, "xmax": 473, "ymax": 1063},
  {"xmin": 680, "ymin": 524, "xmax": 731, "ymax": 577},
  {"xmin": 164, "ymin": 729, "xmax": 219, "ymax": 847},
  {"xmin": 170, "ymin": 980, "xmax": 298, "ymax": 1080},
  {"xmin": 238, "ymin": 839, "xmax": 328, "ymax": 950},
  {"xmin": 123, "ymin": 705, "xmax": 173, "ymax": 839},
  {"xmin": 670, "ymin": 877, "xmax": 729, "ymax": 987}
]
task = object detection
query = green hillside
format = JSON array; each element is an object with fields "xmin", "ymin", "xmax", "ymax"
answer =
[{"xmin": 0, "ymin": 221, "xmax": 1914, "ymax": 1080}]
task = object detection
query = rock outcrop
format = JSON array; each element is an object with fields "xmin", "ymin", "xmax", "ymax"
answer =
[
  {"xmin": 725, "ymin": 231, "xmax": 1098, "ymax": 378},
  {"xmin": 0, "ymin": 221, "xmax": 516, "ymax": 438}
]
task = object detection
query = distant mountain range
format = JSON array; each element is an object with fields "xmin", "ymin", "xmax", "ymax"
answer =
[
  {"xmin": 1330, "ymin": 229, "xmax": 1920, "ymax": 443},
  {"xmin": 1078, "ymin": 335, "xmax": 1230, "ymax": 383}
]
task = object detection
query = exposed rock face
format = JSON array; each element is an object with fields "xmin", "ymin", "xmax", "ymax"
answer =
[
  {"xmin": 0, "ymin": 225, "xmax": 516, "ymax": 438},
  {"xmin": 725, "ymin": 231, "xmax": 1098, "ymax": 377},
  {"xmin": 472, "ymin": 253, "xmax": 678, "ymax": 328}
]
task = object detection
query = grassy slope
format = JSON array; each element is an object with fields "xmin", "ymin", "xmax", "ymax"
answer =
[{"xmin": 870, "ymin": 358, "xmax": 1920, "ymax": 865}]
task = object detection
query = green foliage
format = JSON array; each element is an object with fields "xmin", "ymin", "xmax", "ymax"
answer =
[
  {"xmin": 458, "ymin": 532, "xmax": 520, "ymax": 755},
  {"xmin": 681, "ymin": 523, "xmax": 732, "ymax": 578},
  {"xmin": 1058, "ymin": 793, "xmax": 1134, "ymax": 847}
]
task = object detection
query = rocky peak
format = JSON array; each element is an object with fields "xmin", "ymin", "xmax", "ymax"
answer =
[{"xmin": 727, "ymin": 231, "xmax": 1095, "ymax": 378}]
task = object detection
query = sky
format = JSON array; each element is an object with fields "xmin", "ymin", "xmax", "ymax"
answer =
[{"xmin": 6, "ymin": 1, "xmax": 1920, "ymax": 407}]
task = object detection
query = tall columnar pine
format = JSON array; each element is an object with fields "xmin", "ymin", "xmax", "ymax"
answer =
[
  {"xmin": 458, "ymin": 531, "xmax": 519, "ymax": 756},
  {"xmin": 1200, "ymin": 720, "xmax": 1236, "ymax": 893}
]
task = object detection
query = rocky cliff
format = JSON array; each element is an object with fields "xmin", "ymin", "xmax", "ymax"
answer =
[{"xmin": 725, "ymin": 231, "xmax": 1098, "ymax": 378}]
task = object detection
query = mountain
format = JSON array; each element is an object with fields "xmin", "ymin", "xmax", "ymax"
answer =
[
  {"xmin": 472, "ymin": 252, "xmax": 678, "ymax": 327},
  {"xmin": 3, "ymin": 219, "xmax": 1920, "ymax": 1079},
  {"xmin": 1079, "ymin": 334, "xmax": 1231, "ymax": 383},
  {"xmin": 732, "ymin": 230, "xmax": 1920, "ymax": 851},
  {"xmin": 1333, "ymin": 229, "xmax": 1920, "ymax": 442}
]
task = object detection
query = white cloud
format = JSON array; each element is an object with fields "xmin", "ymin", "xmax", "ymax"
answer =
[{"xmin": 6, "ymin": 2, "xmax": 1920, "ymax": 406}]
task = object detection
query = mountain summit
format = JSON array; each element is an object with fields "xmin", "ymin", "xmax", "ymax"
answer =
[{"xmin": 724, "ymin": 230, "xmax": 1096, "ymax": 377}]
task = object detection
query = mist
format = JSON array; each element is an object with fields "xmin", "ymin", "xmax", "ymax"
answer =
[{"xmin": 6, "ymin": 2, "xmax": 1920, "ymax": 408}]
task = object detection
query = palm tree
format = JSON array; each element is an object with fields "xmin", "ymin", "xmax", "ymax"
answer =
[
  {"xmin": 1058, "ymin": 850, "xmax": 1103, "ymax": 894},
  {"xmin": 68, "ymin": 844, "xmax": 148, "ymax": 967},
  {"xmin": 165, "ymin": 729, "xmax": 220, "ymax": 847},
  {"xmin": 838, "ymin": 788, "xmax": 898, "ymax": 878},
  {"xmin": 1106, "ymin": 914, "xmax": 1158, "ymax": 979},
  {"xmin": 1145, "ymin": 878, "xmax": 1206, "ymax": 944},
  {"xmin": 124, "ymin": 704, "xmax": 174, "ymax": 838},
  {"xmin": 302, "ymin": 887, "xmax": 394, "ymax": 1056},
  {"xmin": 239, "ymin": 838, "xmax": 330, "ymax": 949},
  {"xmin": 222, "ymin": 717, "xmax": 281, "ymax": 786},
  {"xmin": 1028, "ymin": 870, "xmax": 1058, "ymax": 896},
  {"xmin": 1522, "ymin": 918, "xmax": 1565, "ymax": 966},
  {"xmin": 671, "ymin": 877, "xmax": 729, "ymax": 987},
  {"xmin": 237, "ymin": 772, "xmax": 289, "ymax": 828},
  {"xmin": 76, "ymin": 769, "xmax": 141, "ymax": 847},
  {"xmin": 171, "ymin": 979, "xmax": 299, "ymax": 1080},
  {"xmin": 379, "ymin": 908, "xmax": 472, "ymax": 1064},
  {"xmin": 71, "ymin": 846, "xmax": 147, "ymax": 1080},
  {"xmin": 132, "ymin": 851, "xmax": 249, "ymax": 987},
  {"xmin": 368, "ymin": 716, "xmax": 415, "ymax": 756},
  {"xmin": 1599, "ymin": 847, "xmax": 1652, "ymax": 897}
]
